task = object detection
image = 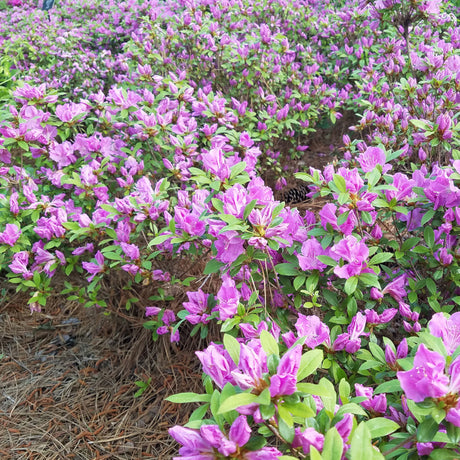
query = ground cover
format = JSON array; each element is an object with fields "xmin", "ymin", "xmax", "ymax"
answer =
[{"xmin": 1, "ymin": 0, "xmax": 460, "ymax": 458}]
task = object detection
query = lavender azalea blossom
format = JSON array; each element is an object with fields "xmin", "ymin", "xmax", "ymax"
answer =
[
  {"xmin": 397, "ymin": 344, "xmax": 449, "ymax": 402},
  {"xmin": 216, "ymin": 275, "xmax": 240, "ymax": 321},
  {"xmin": 292, "ymin": 427, "xmax": 325, "ymax": 455},
  {"xmin": 294, "ymin": 314, "xmax": 330, "ymax": 348},
  {"xmin": 183, "ymin": 289, "xmax": 211, "ymax": 325},
  {"xmin": 357, "ymin": 146, "xmax": 389, "ymax": 173},
  {"xmin": 398, "ymin": 344, "xmax": 460, "ymax": 426},
  {"xmin": 297, "ymin": 238, "xmax": 328, "ymax": 272},
  {"xmin": 214, "ymin": 230, "xmax": 245, "ymax": 264},
  {"xmin": 355, "ymin": 384, "xmax": 387, "ymax": 414},
  {"xmin": 269, "ymin": 345, "xmax": 302, "ymax": 397},
  {"xmin": 9, "ymin": 251, "xmax": 33, "ymax": 279},
  {"xmin": 0, "ymin": 223, "xmax": 21, "ymax": 246},
  {"xmin": 169, "ymin": 416, "xmax": 282, "ymax": 460},
  {"xmin": 82, "ymin": 251, "xmax": 105, "ymax": 282},
  {"xmin": 330, "ymin": 235, "xmax": 373, "ymax": 279},
  {"xmin": 428, "ymin": 312, "xmax": 460, "ymax": 355},
  {"xmin": 196, "ymin": 343, "xmax": 236, "ymax": 389},
  {"xmin": 334, "ymin": 312, "xmax": 367, "ymax": 353}
]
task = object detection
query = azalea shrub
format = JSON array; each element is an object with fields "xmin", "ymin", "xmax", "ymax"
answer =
[{"xmin": 1, "ymin": 0, "xmax": 460, "ymax": 458}]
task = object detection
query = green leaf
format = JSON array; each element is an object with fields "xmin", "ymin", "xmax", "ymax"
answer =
[
  {"xmin": 278, "ymin": 404, "xmax": 294, "ymax": 427},
  {"xmin": 344, "ymin": 276, "xmax": 358, "ymax": 295},
  {"xmin": 339, "ymin": 378, "xmax": 351, "ymax": 403},
  {"xmin": 369, "ymin": 342, "xmax": 386, "ymax": 363},
  {"xmin": 369, "ymin": 252, "xmax": 393, "ymax": 265},
  {"xmin": 305, "ymin": 271, "xmax": 320, "ymax": 292},
  {"xmin": 322, "ymin": 427, "xmax": 343, "ymax": 460},
  {"xmin": 203, "ymin": 259, "xmax": 225, "ymax": 274},
  {"xmin": 426, "ymin": 278, "xmax": 437, "ymax": 295},
  {"xmin": 257, "ymin": 388, "xmax": 271, "ymax": 406},
  {"xmin": 366, "ymin": 418, "xmax": 400, "ymax": 438},
  {"xmin": 297, "ymin": 382, "xmax": 335, "ymax": 398},
  {"xmin": 274, "ymin": 263, "xmax": 298, "ymax": 276},
  {"xmin": 401, "ymin": 237, "xmax": 421, "ymax": 252},
  {"xmin": 297, "ymin": 349, "xmax": 323, "ymax": 382},
  {"xmin": 372, "ymin": 198, "xmax": 389, "ymax": 208},
  {"xmin": 421, "ymin": 209, "xmax": 435, "ymax": 226},
  {"xmin": 335, "ymin": 403, "xmax": 367, "ymax": 418},
  {"xmin": 358, "ymin": 273, "xmax": 381, "ymax": 288},
  {"xmin": 102, "ymin": 251, "xmax": 123, "ymax": 261},
  {"xmin": 410, "ymin": 119, "xmax": 431, "ymax": 130},
  {"xmin": 243, "ymin": 200, "xmax": 257, "ymax": 220},
  {"xmin": 317, "ymin": 255, "xmax": 337, "ymax": 267},
  {"xmin": 18, "ymin": 140, "xmax": 29, "ymax": 151},
  {"xmin": 149, "ymin": 233, "xmax": 172, "ymax": 246},
  {"xmin": 374, "ymin": 379, "xmax": 401, "ymax": 395},
  {"xmin": 282, "ymin": 401, "xmax": 315, "ymax": 418},
  {"xmin": 424, "ymin": 226, "xmax": 435, "ymax": 249},
  {"xmin": 359, "ymin": 360, "xmax": 384, "ymax": 371},
  {"xmin": 230, "ymin": 161, "xmax": 247, "ymax": 179},
  {"xmin": 260, "ymin": 330, "xmax": 279, "ymax": 357},
  {"xmin": 429, "ymin": 449, "xmax": 460, "ymax": 460},
  {"xmin": 218, "ymin": 392, "xmax": 258, "ymax": 414},
  {"xmin": 278, "ymin": 413, "xmax": 295, "ymax": 443},
  {"xmin": 165, "ymin": 392, "xmax": 212, "ymax": 404},
  {"xmin": 223, "ymin": 334, "xmax": 240, "ymax": 365},
  {"xmin": 333, "ymin": 174, "xmax": 347, "ymax": 193},
  {"xmin": 309, "ymin": 447, "xmax": 322, "ymax": 460},
  {"xmin": 293, "ymin": 275, "xmax": 307, "ymax": 291},
  {"xmin": 417, "ymin": 416, "xmax": 439, "ymax": 442},
  {"xmin": 349, "ymin": 422, "xmax": 383, "ymax": 460},
  {"xmin": 187, "ymin": 404, "xmax": 210, "ymax": 423}
]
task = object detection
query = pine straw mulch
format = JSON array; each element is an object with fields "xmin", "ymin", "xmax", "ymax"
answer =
[{"xmin": 0, "ymin": 291, "xmax": 207, "ymax": 460}]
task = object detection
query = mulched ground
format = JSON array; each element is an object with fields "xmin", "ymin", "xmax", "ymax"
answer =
[{"xmin": 0, "ymin": 294, "xmax": 205, "ymax": 459}]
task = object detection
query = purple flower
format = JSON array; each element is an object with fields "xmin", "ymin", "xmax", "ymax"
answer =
[
  {"xmin": 330, "ymin": 236, "xmax": 372, "ymax": 279},
  {"xmin": 355, "ymin": 384, "xmax": 387, "ymax": 414},
  {"xmin": 358, "ymin": 146, "xmax": 388, "ymax": 173},
  {"xmin": 221, "ymin": 183, "xmax": 249, "ymax": 218},
  {"xmin": 292, "ymin": 427, "xmax": 325, "ymax": 454},
  {"xmin": 428, "ymin": 312, "xmax": 460, "ymax": 355},
  {"xmin": 9, "ymin": 251, "xmax": 33, "ymax": 279},
  {"xmin": 365, "ymin": 308, "xmax": 397, "ymax": 326},
  {"xmin": 334, "ymin": 312, "xmax": 367, "ymax": 353},
  {"xmin": 145, "ymin": 306, "xmax": 161, "ymax": 317},
  {"xmin": 0, "ymin": 223, "xmax": 21, "ymax": 246},
  {"xmin": 385, "ymin": 339, "xmax": 408, "ymax": 370},
  {"xmin": 49, "ymin": 141, "xmax": 77, "ymax": 168},
  {"xmin": 81, "ymin": 251, "xmax": 105, "ymax": 282},
  {"xmin": 202, "ymin": 147, "xmax": 230, "ymax": 181},
  {"xmin": 335, "ymin": 413, "xmax": 353, "ymax": 445},
  {"xmin": 382, "ymin": 275, "xmax": 407, "ymax": 301},
  {"xmin": 168, "ymin": 426, "xmax": 214, "ymax": 459},
  {"xmin": 397, "ymin": 344, "xmax": 449, "ymax": 402},
  {"xmin": 169, "ymin": 416, "xmax": 276, "ymax": 459},
  {"xmin": 183, "ymin": 289, "xmax": 211, "ymax": 325},
  {"xmin": 297, "ymin": 238, "xmax": 327, "ymax": 272},
  {"xmin": 196, "ymin": 343, "xmax": 236, "ymax": 389},
  {"xmin": 269, "ymin": 345, "xmax": 302, "ymax": 397},
  {"xmin": 295, "ymin": 314, "xmax": 330, "ymax": 348},
  {"xmin": 216, "ymin": 275, "xmax": 240, "ymax": 321},
  {"xmin": 215, "ymin": 231, "xmax": 245, "ymax": 264},
  {"xmin": 120, "ymin": 242, "xmax": 140, "ymax": 260},
  {"xmin": 55, "ymin": 102, "xmax": 89, "ymax": 123}
]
